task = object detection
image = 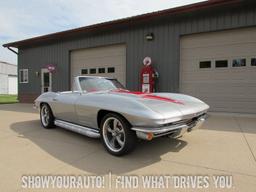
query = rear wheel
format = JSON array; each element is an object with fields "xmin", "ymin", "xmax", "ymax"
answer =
[
  {"xmin": 100, "ymin": 113, "xmax": 137, "ymax": 156},
  {"xmin": 40, "ymin": 104, "xmax": 55, "ymax": 129}
]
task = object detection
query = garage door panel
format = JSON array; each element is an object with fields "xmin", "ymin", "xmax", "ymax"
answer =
[
  {"xmin": 181, "ymin": 65, "xmax": 256, "ymax": 80},
  {"xmin": 182, "ymin": 43, "xmax": 256, "ymax": 59},
  {"xmin": 181, "ymin": 28, "xmax": 256, "ymax": 48},
  {"xmin": 205, "ymin": 101, "xmax": 256, "ymax": 113},
  {"xmin": 196, "ymin": 93, "xmax": 256, "ymax": 102},
  {"xmin": 183, "ymin": 81, "xmax": 256, "ymax": 95},
  {"xmin": 194, "ymin": 95, "xmax": 256, "ymax": 107},
  {"xmin": 181, "ymin": 72, "xmax": 214, "ymax": 81},
  {"xmin": 181, "ymin": 71, "xmax": 256, "ymax": 82},
  {"xmin": 182, "ymin": 69, "xmax": 256, "ymax": 82},
  {"xmin": 180, "ymin": 28, "xmax": 256, "ymax": 113},
  {"xmin": 72, "ymin": 46, "xmax": 125, "ymax": 59},
  {"xmin": 72, "ymin": 55, "xmax": 125, "ymax": 63},
  {"xmin": 73, "ymin": 56, "xmax": 124, "ymax": 67}
]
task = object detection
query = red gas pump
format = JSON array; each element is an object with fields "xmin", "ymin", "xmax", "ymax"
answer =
[{"xmin": 140, "ymin": 57, "xmax": 158, "ymax": 93}]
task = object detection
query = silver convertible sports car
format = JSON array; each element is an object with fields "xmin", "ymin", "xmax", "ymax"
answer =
[{"xmin": 34, "ymin": 76, "xmax": 209, "ymax": 156}]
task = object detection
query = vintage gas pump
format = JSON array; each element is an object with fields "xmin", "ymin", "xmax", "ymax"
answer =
[{"xmin": 140, "ymin": 57, "xmax": 158, "ymax": 93}]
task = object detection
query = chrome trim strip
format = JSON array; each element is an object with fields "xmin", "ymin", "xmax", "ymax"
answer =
[
  {"xmin": 132, "ymin": 124, "xmax": 188, "ymax": 134},
  {"xmin": 54, "ymin": 119, "xmax": 100, "ymax": 138},
  {"xmin": 132, "ymin": 115, "xmax": 206, "ymax": 139}
]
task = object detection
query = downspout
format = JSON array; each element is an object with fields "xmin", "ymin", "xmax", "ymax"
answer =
[{"xmin": 7, "ymin": 46, "xmax": 18, "ymax": 55}]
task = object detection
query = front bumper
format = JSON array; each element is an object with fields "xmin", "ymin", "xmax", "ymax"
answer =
[{"xmin": 131, "ymin": 114, "xmax": 206, "ymax": 140}]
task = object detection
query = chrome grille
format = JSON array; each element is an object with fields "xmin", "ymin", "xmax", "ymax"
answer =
[{"xmin": 162, "ymin": 113, "xmax": 205, "ymax": 127}]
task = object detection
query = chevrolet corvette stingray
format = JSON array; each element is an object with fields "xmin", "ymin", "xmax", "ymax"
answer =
[{"xmin": 34, "ymin": 76, "xmax": 209, "ymax": 156}]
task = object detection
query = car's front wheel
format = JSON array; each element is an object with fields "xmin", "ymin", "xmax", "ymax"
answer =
[
  {"xmin": 100, "ymin": 113, "xmax": 137, "ymax": 156},
  {"xmin": 40, "ymin": 104, "xmax": 55, "ymax": 129}
]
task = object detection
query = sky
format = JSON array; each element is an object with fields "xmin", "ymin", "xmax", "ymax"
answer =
[{"xmin": 0, "ymin": 0, "xmax": 206, "ymax": 64}]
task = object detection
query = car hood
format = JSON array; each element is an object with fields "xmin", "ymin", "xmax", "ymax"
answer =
[{"xmin": 108, "ymin": 90, "xmax": 209, "ymax": 120}]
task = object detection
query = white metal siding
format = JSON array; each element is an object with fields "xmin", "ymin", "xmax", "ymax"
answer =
[
  {"xmin": 0, "ymin": 62, "xmax": 17, "ymax": 94},
  {"xmin": 70, "ymin": 44, "xmax": 126, "ymax": 88},
  {"xmin": 180, "ymin": 27, "xmax": 256, "ymax": 113},
  {"xmin": 0, "ymin": 74, "xmax": 8, "ymax": 94}
]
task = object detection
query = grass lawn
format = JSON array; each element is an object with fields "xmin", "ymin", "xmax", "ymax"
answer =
[{"xmin": 0, "ymin": 95, "xmax": 18, "ymax": 104}]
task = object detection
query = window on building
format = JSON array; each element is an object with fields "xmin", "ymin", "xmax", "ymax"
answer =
[
  {"xmin": 81, "ymin": 69, "xmax": 88, "ymax": 75},
  {"xmin": 19, "ymin": 69, "xmax": 28, "ymax": 83},
  {"xmin": 215, "ymin": 60, "xmax": 228, "ymax": 68},
  {"xmin": 98, "ymin": 68, "xmax": 105, "ymax": 73},
  {"xmin": 89, "ymin": 68, "xmax": 96, "ymax": 74},
  {"xmin": 232, "ymin": 59, "xmax": 246, "ymax": 67},
  {"xmin": 199, "ymin": 61, "xmax": 211, "ymax": 69},
  {"xmin": 107, "ymin": 67, "xmax": 115, "ymax": 73},
  {"xmin": 251, "ymin": 58, "xmax": 256, "ymax": 66}
]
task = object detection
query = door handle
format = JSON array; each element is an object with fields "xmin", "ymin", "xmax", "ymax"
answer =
[{"xmin": 53, "ymin": 98, "xmax": 58, "ymax": 101}]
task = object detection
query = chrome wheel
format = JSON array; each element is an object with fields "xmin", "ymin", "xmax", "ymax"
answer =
[
  {"xmin": 40, "ymin": 105, "xmax": 50, "ymax": 126},
  {"xmin": 102, "ymin": 117, "xmax": 125, "ymax": 153}
]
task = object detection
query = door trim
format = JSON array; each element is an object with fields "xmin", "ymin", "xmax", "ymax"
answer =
[{"xmin": 41, "ymin": 68, "xmax": 52, "ymax": 93}]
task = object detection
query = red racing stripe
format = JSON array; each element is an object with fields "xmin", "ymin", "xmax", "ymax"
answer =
[
  {"xmin": 142, "ymin": 94, "xmax": 183, "ymax": 104},
  {"xmin": 112, "ymin": 89, "xmax": 183, "ymax": 104}
]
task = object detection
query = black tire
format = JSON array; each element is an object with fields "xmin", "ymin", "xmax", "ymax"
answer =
[
  {"xmin": 100, "ymin": 113, "xmax": 137, "ymax": 156},
  {"xmin": 40, "ymin": 103, "xmax": 55, "ymax": 129}
]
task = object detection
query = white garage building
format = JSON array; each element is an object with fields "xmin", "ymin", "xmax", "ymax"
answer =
[{"xmin": 0, "ymin": 61, "xmax": 17, "ymax": 95}]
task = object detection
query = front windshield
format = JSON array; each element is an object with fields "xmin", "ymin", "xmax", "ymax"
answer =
[{"xmin": 79, "ymin": 77, "xmax": 125, "ymax": 92}]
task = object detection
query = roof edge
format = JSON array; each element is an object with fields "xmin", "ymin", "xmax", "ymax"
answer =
[
  {"xmin": 3, "ymin": 0, "xmax": 241, "ymax": 48},
  {"xmin": 0, "ymin": 61, "xmax": 17, "ymax": 66}
]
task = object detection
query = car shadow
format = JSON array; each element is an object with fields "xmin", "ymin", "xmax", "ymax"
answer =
[
  {"xmin": 10, "ymin": 120, "xmax": 187, "ymax": 174},
  {"xmin": 0, "ymin": 103, "xmax": 37, "ymax": 114}
]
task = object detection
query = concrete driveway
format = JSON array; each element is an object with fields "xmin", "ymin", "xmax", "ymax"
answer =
[{"xmin": 0, "ymin": 103, "xmax": 256, "ymax": 191}]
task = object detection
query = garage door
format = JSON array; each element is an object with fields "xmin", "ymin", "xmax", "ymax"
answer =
[
  {"xmin": 70, "ymin": 44, "xmax": 126, "ymax": 88},
  {"xmin": 180, "ymin": 27, "xmax": 256, "ymax": 113}
]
